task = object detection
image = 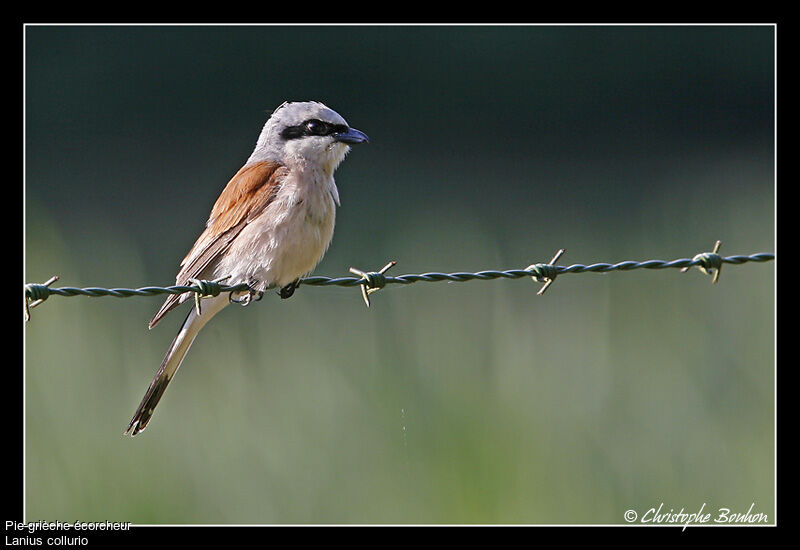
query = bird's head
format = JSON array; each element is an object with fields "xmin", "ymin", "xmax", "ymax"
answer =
[{"xmin": 250, "ymin": 101, "xmax": 369, "ymax": 175}]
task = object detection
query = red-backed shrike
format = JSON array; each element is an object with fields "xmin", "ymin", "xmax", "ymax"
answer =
[{"xmin": 125, "ymin": 101, "xmax": 368, "ymax": 436}]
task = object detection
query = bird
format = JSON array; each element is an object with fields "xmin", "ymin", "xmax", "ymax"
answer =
[{"xmin": 125, "ymin": 101, "xmax": 369, "ymax": 436}]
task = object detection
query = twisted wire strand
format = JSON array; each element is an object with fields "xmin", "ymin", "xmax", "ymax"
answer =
[
  {"xmin": 302, "ymin": 253, "xmax": 774, "ymax": 286},
  {"xmin": 25, "ymin": 252, "xmax": 774, "ymax": 304},
  {"xmin": 27, "ymin": 283, "xmax": 252, "ymax": 300}
]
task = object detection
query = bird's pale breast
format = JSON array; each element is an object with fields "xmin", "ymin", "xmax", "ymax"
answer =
[{"xmin": 215, "ymin": 170, "xmax": 337, "ymax": 290}]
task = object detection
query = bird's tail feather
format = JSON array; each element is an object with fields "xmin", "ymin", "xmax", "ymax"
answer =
[{"xmin": 125, "ymin": 294, "xmax": 230, "ymax": 436}]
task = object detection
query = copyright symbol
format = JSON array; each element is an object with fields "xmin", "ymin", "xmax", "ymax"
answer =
[{"xmin": 624, "ymin": 509, "xmax": 638, "ymax": 522}]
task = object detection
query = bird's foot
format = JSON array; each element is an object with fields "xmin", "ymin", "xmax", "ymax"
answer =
[
  {"xmin": 229, "ymin": 287, "xmax": 264, "ymax": 307},
  {"xmin": 278, "ymin": 279, "xmax": 301, "ymax": 299}
]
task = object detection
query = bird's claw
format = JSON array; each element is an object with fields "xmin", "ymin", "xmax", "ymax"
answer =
[{"xmin": 229, "ymin": 288, "xmax": 263, "ymax": 306}]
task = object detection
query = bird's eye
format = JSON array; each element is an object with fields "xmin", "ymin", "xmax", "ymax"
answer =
[{"xmin": 305, "ymin": 120, "xmax": 328, "ymax": 136}]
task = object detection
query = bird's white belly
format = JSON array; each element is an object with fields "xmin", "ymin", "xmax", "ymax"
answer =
[{"xmin": 216, "ymin": 178, "xmax": 337, "ymax": 290}]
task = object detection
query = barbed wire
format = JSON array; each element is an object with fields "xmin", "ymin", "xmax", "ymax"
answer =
[{"xmin": 24, "ymin": 241, "xmax": 774, "ymax": 321}]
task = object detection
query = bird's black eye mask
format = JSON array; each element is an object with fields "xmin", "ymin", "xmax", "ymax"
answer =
[{"xmin": 281, "ymin": 119, "xmax": 348, "ymax": 140}]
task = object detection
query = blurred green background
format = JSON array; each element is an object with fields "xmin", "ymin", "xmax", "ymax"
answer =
[{"xmin": 24, "ymin": 25, "xmax": 774, "ymax": 524}]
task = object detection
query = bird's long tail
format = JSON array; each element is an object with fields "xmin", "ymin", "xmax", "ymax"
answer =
[{"xmin": 125, "ymin": 293, "xmax": 230, "ymax": 436}]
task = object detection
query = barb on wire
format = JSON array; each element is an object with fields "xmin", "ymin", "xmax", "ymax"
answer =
[
  {"xmin": 187, "ymin": 275, "xmax": 232, "ymax": 316},
  {"xmin": 349, "ymin": 261, "xmax": 397, "ymax": 308},
  {"xmin": 24, "ymin": 275, "xmax": 59, "ymax": 322},
  {"xmin": 526, "ymin": 248, "xmax": 565, "ymax": 295},
  {"xmin": 680, "ymin": 240, "xmax": 723, "ymax": 284},
  {"xmin": 24, "ymin": 245, "xmax": 774, "ymax": 321}
]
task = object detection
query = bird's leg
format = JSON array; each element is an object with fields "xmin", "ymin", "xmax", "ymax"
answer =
[{"xmin": 278, "ymin": 279, "xmax": 301, "ymax": 299}]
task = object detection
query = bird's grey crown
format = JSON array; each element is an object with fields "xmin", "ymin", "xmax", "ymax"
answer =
[{"xmin": 270, "ymin": 101, "xmax": 348, "ymax": 129}]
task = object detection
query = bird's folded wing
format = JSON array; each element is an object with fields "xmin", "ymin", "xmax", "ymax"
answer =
[{"xmin": 149, "ymin": 161, "xmax": 287, "ymax": 329}]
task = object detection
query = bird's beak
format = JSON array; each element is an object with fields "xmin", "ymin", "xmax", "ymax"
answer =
[{"xmin": 333, "ymin": 127, "xmax": 369, "ymax": 144}]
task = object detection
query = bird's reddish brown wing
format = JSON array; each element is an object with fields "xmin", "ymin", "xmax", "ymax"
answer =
[{"xmin": 149, "ymin": 161, "xmax": 287, "ymax": 329}]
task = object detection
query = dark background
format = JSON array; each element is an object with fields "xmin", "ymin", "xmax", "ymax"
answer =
[{"xmin": 24, "ymin": 25, "xmax": 774, "ymax": 524}]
